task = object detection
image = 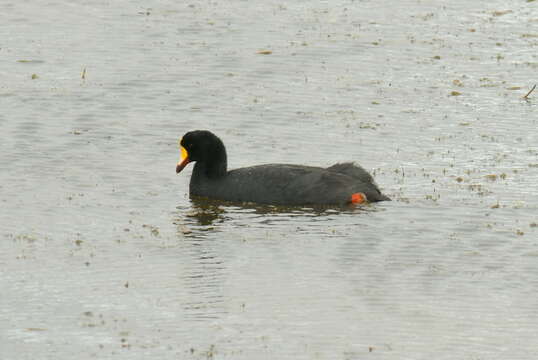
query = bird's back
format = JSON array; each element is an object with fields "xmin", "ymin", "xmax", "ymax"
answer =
[{"xmin": 190, "ymin": 163, "xmax": 389, "ymax": 205}]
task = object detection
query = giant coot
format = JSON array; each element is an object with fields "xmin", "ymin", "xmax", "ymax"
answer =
[{"xmin": 176, "ymin": 130, "xmax": 390, "ymax": 206}]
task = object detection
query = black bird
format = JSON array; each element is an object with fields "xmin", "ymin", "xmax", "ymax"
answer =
[{"xmin": 176, "ymin": 130, "xmax": 390, "ymax": 206}]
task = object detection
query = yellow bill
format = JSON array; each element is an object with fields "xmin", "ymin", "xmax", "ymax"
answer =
[{"xmin": 176, "ymin": 139, "xmax": 191, "ymax": 174}]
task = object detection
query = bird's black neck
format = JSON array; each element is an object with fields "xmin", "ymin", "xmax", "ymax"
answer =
[{"xmin": 193, "ymin": 153, "xmax": 227, "ymax": 179}]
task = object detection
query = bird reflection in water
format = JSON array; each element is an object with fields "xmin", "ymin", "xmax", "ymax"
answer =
[
  {"xmin": 173, "ymin": 197, "xmax": 227, "ymax": 238},
  {"xmin": 174, "ymin": 195, "xmax": 376, "ymax": 238},
  {"xmin": 187, "ymin": 197, "xmax": 228, "ymax": 226}
]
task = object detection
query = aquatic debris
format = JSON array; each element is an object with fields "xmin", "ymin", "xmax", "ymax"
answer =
[
  {"xmin": 450, "ymin": 91, "xmax": 461, "ymax": 96},
  {"xmin": 17, "ymin": 59, "xmax": 45, "ymax": 64},
  {"xmin": 31, "ymin": 74, "xmax": 39, "ymax": 79},
  {"xmin": 257, "ymin": 50, "xmax": 272, "ymax": 55},
  {"xmin": 179, "ymin": 225, "xmax": 192, "ymax": 234},
  {"xmin": 523, "ymin": 84, "xmax": 536, "ymax": 99},
  {"xmin": 142, "ymin": 224, "xmax": 160, "ymax": 237},
  {"xmin": 359, "ymin": 121, "xmax": 380, "ymax": 129},
  {"xmin": 492, "ymin": 10, "xmax": 513, "ymax": 17},
  {"xmin": 467, "ymin": 184, "xmax": 492, "ymax": 196},
  {"xmin": 14, "ymin": 233, "xmax": 38, "ymax": 243},
  {"xmin": 81, "ymin": 68, "xmax": 86, "ymax": 80},
  {"xmin": 205, "ymin": 344, "xmax": 216, "ymax": 359},
  {"xmin": 479, "ymin": 77, "xmax": 499, "ymax": 88}
]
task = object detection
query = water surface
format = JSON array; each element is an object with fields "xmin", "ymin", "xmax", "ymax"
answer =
[{"xmin": 1, "ymin": 1, "xmax": 537, "ymax": 359}]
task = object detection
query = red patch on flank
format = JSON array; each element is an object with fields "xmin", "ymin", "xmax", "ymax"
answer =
[{"xmin": 351, "ymin": 192, "xmax": 367, "ymax": 204}]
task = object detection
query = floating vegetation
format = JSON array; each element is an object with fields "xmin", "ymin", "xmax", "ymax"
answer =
[
  {"xmin": 450, "ymin": 91, "xmax": 461, "ymax": 96},
  {"xmin": 31, "ymin": 74, "xmax": 39, "ymax": 79}
]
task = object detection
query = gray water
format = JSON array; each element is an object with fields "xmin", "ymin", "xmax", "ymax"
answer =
[{"xmin": 1, "ymin": 1, "xmax": 537, "ymax": 359}]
